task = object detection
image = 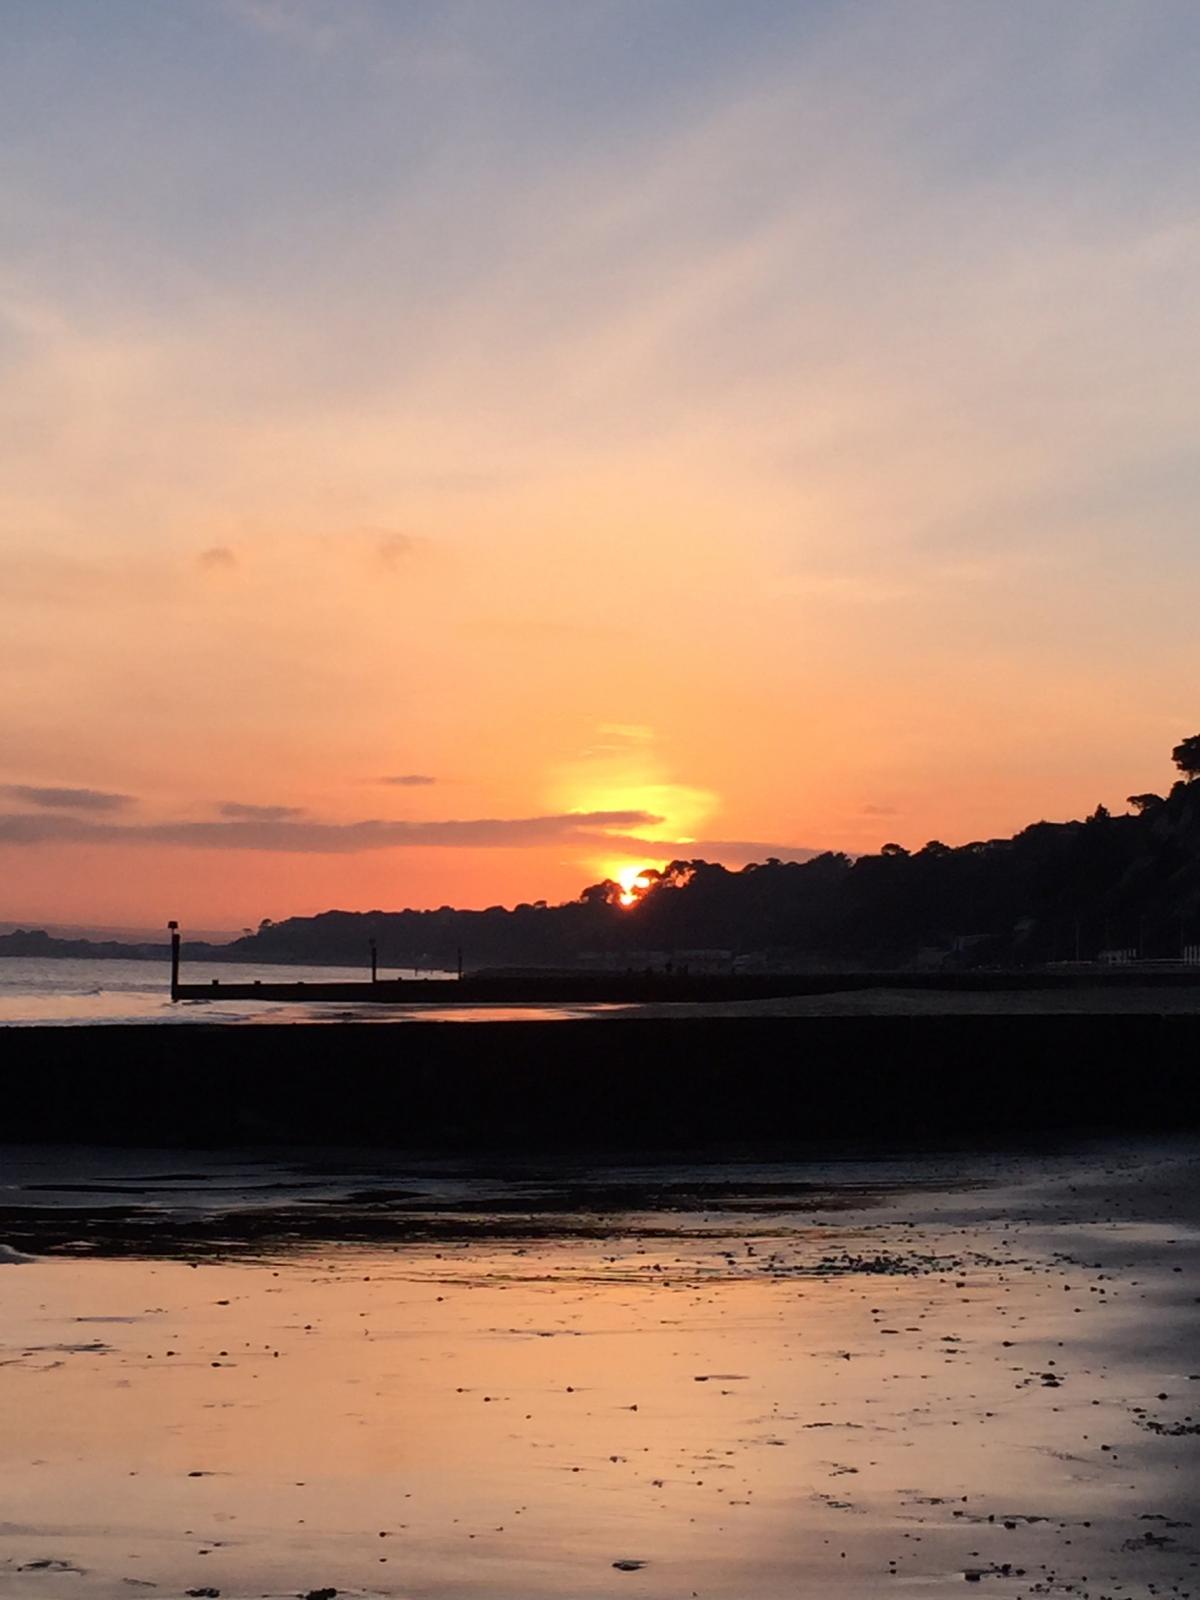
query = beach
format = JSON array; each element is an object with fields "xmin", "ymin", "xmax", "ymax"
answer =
[
  {"xmin": 4, "ymin": 974, "xmax": 1199, "ymax": 1598},
  {"xmin": 0, "ymin": 1138, "xmax": 1197, "ymax": 1599}
]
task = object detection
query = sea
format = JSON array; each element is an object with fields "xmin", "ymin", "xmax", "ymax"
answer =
[
  {"xmin": 0, "ymin": 956, "xmax": 458, "ymax": 1026},
  {"xmin": 0, "ymin": 956, "xmax": 619, "ymax": 1025}
]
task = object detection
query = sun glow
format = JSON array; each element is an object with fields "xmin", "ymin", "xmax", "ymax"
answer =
[{"xmin": 613, "ymin": 863, "xmax": 656, "ymax": 908}]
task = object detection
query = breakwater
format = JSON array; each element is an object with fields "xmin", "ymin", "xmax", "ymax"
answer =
[
  {"xmin": 172, "ymin": 968, "xmax": 1200, "ymax": 1003},
  {"xmin": 3, "ymin": 1014, "xmax": 1198, "ymax": 1150}
]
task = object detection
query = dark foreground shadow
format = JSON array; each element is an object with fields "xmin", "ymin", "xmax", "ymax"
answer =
[{"xmin": 4, "ymin": 1014, "xmax": 1198, "ymax": 1151}]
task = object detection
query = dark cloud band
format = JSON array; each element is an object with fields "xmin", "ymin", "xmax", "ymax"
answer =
[
  {"xmin": 219, "ymin": 802, "xmax": 306, "ymax": 821},
  {"xmin": 0, "ymin": 809, "xmax": 666, "ymax": 853},
  {"xmin": 0, "ymin": 785, "xmax": 134, "ymax": 813}
]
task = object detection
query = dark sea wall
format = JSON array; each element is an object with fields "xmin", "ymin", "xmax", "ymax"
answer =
[{"xmin": 2, "ymin": 1016, "xmax": 1198, "ymax": 1151}]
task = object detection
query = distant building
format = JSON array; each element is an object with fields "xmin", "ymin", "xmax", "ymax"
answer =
[
  {"xmin": 577, "ymin": 950, "xmax": 671, "ymax": 972},
  {"xmin": 576, "ymin": 948, "xmax": 735, "ymax": 973},
  {"xmin": 676, "ymin": 949, "xmax": 735, "ymax": 972}
]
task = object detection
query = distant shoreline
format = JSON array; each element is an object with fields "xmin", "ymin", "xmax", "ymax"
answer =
[{"xmin": 0, "ymin": 936, "xmax": 367, "ymax": 966}]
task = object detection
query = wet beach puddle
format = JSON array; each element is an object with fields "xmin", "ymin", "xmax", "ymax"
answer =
[{"xmin": 0, "ymin": 1144, "xmax": 1197, "ymax": 1599}]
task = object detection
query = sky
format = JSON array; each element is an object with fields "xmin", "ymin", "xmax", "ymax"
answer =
[{"xmin": 2, "ymin": 0, "xmax": 1198, "ymax": 929}]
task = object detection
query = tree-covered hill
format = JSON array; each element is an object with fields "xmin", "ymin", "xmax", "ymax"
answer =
[
  {"xmin": 8, "ymin": 739, "xmax": 1200, "ymax": 972},
  {"xmin": 228, "ymin": 742, "xmax": 1200, "ymax": 972}
]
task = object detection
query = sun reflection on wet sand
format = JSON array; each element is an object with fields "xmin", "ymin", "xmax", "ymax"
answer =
[{"xmin": 0, "ymin": 1148, "xmax": 1198, "ymax": 1599}]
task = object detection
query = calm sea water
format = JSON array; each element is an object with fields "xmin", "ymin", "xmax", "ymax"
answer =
[
  {"xmin": 0, "ymin": 957, "xmax": 619, "ymax": 1025},
  {"xmin": 0, "ymin": 956, "xmax": 462, "ymax": 1026}
]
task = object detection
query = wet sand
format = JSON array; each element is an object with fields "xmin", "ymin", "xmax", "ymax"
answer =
[
  {"xmin": 614, "ymin": 983, "xmax": 1200, "ymax": 1016},
  {"xmin": 0, "ymin": 1140, "xmax": 1197, "ymax": 1599}
]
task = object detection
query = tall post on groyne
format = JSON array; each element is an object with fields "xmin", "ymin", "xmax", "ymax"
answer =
[{"xmin": 168, "ymin": 920, "xmax": 180, "ymax": 1001}]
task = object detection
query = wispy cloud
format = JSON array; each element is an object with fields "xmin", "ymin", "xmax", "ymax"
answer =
[
  {"xmin": 221, "ymin": 0, "xmax": 366, "ymax": 53},
  {"xmin": 197, "ymin": 546, "xmax": 238, "ymax": 572},
  {"xmin": 0, "ymin": 809, "xmax": 664, "ymax": 854},
  {"xmin": 375, "ymin": 534, "xmax": 416, "ymax": 569},
  {"xmin": 0, "ymin": 785, "xmax": 134, "ymax": 813},
  {"xmin": 609, "ymin": 837, "xmax": 820, "ymax": 869},
  {"xmin": 379, "ymin": 774, "xmax": 437, "ymax": 787},
  {"xmin": 219, "ymin": 802, "xmax": 305, "ymax": 821},
  {"xmin": 580, "ymin": 724, "xmax": 655, "ymax": 758}
]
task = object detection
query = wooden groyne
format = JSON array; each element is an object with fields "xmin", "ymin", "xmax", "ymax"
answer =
[
  {"xmin": 4, "ymin": 1013, "xmax": 1199, "ymax": 1150},
  {"xmin": 170, "ymin": 968, "xmax": 1200, "ymax": 1005}
]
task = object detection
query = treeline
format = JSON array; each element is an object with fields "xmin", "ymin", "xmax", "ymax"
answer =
[
  {"xmin": 0, "ymin": 927, "xmax": 221, "ymax": 962},
  {"xmin": 9, "ymin": 742, "xmax": 1200, "ymax": 972},
  {"xmin": 231, "ymin": 755, "xmax": 1200, "ymax": 972}
]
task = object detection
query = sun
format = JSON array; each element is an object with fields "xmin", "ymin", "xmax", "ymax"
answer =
[{"xmin": 613, "ymin": 864, "xmax": 656, "ymax": 908}]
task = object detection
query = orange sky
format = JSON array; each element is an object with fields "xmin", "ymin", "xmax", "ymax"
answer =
[{"xmin": 1, "ymin": 2, "xmax": 1197, "ymax": 929}]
